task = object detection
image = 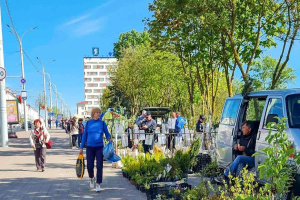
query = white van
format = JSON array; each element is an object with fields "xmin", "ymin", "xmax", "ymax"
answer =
[{"xmin": 216, "ymin": 89, "xmax": 300, "ymax": 197}]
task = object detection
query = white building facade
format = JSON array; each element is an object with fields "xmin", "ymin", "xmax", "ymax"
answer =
[{"xmin": 83, "ymin": 57, "xmax": 117, "ymax": 117}]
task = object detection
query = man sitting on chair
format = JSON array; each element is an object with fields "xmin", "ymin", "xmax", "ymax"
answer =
[{"xmin": 224, "ymin": 121, "xmax": 257, "ymax": 180}]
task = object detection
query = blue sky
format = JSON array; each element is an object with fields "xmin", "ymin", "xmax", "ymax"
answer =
[
  {"xmin": 2, "ymin": 0, "xmax": 153, "ymax": 116},
  {"xmin": 2, "ymin": 0, "xmax": 300, "ymax": 116}
]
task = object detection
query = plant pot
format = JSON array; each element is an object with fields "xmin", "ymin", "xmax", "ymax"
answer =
[
  {"xmin": 130, "ymin": 179, "xmax": 136, "ymax": 185},
  {"xmin": 140, "ymin": 186, "xmax": 146, "ymax": 193}
]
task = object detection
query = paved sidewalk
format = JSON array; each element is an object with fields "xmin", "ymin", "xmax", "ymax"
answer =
[{"xmin": 0, "ymin": 128, "xmax": 146, "ymax": 200}]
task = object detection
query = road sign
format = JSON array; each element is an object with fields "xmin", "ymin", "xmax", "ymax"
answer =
[
  {"xmin": 0, "ymin": 67, "xmax": 6, "ymax": 80},
  {"xmin": 20, "ymin": 78, "xmax": 26, "ymax": 85},
  {"xmin": 21, "ymin": 90, "xmax": 27, "ymax": 101},
  {"xmin": 48, "ymin": 112, "xmax": 54, "ymax": 116}
]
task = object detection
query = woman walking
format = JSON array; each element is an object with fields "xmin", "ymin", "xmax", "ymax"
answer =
[
  {"xmin": 70, "ymin": 117, "xmax": 79, "ymax": 149},
  {"xmin": 79, "ymin": 108, "xmax": 112, "ymax": 192},
  {"xmin": 29, "ymin": 119, "xmax": 50, "ymax": 172}
]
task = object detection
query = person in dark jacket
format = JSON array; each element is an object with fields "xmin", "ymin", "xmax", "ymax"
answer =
[
  {"xmin": 196, "ymin": 115, "xmax": 205, "ymax": 132},
  {"xmin": 224, "ymin": 121, "xmax": 257, "ymax": 178}
]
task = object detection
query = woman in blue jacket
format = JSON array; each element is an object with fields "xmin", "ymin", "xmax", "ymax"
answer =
[{"xmin": 79, "ymin": 108, "xmax": 112, "ymax": 192}]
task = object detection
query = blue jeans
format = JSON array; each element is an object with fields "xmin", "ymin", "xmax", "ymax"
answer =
[
  {"xmin": 78, "ymin": 134, "xmax": 83, "ymax": 147},
  {"xmin": 224, "ymin": 155, "xmax": 255, "ymax": 177}
]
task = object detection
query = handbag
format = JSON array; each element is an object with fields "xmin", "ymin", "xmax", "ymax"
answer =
[
  {"xmin": 76, "ymin": 154, "xmax": 85, "ymax": 179},
  {"xmin": 45, "ymin": 139, "xmax": 52, "ymax": 149}
]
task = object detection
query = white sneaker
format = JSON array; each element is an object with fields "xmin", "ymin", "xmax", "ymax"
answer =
[
  {"xmin": 95, "ymin": 184, "xmax": 101, "ymax": 192},
  {"xmin": 89, "ymin": 177, "xmax": 95, "ymax": 189}
]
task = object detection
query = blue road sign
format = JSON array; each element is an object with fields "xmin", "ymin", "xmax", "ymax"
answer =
[
  {"xmin": 92, "ymin": 47, "xmax": 99, "ymax": 56},
  {"xmin": 22, "ymin": 97, "xmax": 27, "ymax": 100},
  {"xmin": 20, "ymin": 78, "xmax": 26, "ymax": 85}
]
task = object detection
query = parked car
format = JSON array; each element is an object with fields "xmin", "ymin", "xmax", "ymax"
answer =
[
  {"xmin": 216, "ymin": 89, "xmax": 300, "ymax": 198},
  {"xmin": 21, "ymin": 121, "xmax": 33, "ymax": 129}
]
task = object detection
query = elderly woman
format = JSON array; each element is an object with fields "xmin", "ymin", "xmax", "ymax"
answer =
[
  {"xmin": 79, "ymin": 108, "xmax": 112, "ymax": 192},
  {"xmin": 29, "ymin": 119, "xmax": 50, "ymax": 172}
]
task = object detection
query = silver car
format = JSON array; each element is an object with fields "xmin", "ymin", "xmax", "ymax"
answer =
[{"xmin": 216, "ymin": 89, "xmax": 300, "ymax": 197}]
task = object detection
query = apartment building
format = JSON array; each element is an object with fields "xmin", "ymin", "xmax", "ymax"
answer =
[{"xmin": 83, "ymin": 57, "xmax": 117, "ymax": 117}]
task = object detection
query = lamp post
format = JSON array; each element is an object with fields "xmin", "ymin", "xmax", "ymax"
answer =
[
  {"xmin": 36, "ymin": 58, "xmax": 55, "ymax": 124},
  {"xmin": 0, "ymin": 4, "xmax": 8, "ymax": 147},
  {"xmin": 45, "ymin": 72, "xmax": 52, "ymax": 127},
  {"xmin": 7, "ymin": 24, "xmax": 36, "ymax": 132},
  {"xmin": 52, "ymin": 84, "xmax": 58, "ymax": 115}
]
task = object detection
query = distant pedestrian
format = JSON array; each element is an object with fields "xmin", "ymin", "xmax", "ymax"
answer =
[
  {"xmin": 29, "ymin": 119, "xmax": 50, "ymax": 172},
  {"xmin": 48, "ymin": 118, "xmax": 51, "ymax": 129},
  {"xmin": 70, "ymin": 117, "xmax": 79, "ymax": 149},
  {"xmin": 78, "ymin": 118, "xmax": 84, "ymax": 147},
  {"xmin": 79, "ymin": 108, "xmax": 112, "ymax": 192},
  {"xmin": 55, "ymin": 119, "xmax": 59, "ymax": 129},
  {"xmin": 196, "ymin": 115, "xmax": 205, "ymax": 132}
]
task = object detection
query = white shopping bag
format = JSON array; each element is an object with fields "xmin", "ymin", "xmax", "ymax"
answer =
[
  {"xmin": 145, "ymin": 134, "xmax": 154, "ymax": 145},
  {"xmin": 158, "ymin": 134, "xmax": 166, "ymax": 145},
  {"xmin": 139, "ymin": 130, "xmax": 145, "ymax": 141},
  {"xmin": 122, "ymin": 134, "xmax": 128, "ymax": 147},
  {"xmin": 175, "ymin": 136, "xmax": 183, "ymax": 146}
]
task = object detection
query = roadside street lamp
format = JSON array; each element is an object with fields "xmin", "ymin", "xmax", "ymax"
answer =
[
  {"xmin": 52, "ymin": 84, "xmax": 58, "ymax": 115},
  {"xmin": 36, "ymin": 57, "xmax": 55, "ymax": 124},
  {"xmin": 7, "ymin": 24, "xmax": 37, "ymax": 132}
]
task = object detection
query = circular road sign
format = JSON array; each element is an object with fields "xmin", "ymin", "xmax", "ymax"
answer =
[
  {"xmin": 0, "ymin": 67, "xmax": 6, "ymax": 81},
  {"xmin": 20, "ymin": 78, "xmax": 27, "ymax": 85}
]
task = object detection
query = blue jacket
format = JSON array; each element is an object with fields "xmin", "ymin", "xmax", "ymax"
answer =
[
  {"xmin": 80, "ymin": 119, "xmax": 111, "ymax": 148},
  {"xmin": 175, "ymin": 116, "xmax": 185, "ymax": 134}
]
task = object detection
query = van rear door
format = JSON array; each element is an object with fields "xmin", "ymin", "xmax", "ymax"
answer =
[{"xmin": 216, "ymin": 96, "xmax": 243, "ymax": 168}]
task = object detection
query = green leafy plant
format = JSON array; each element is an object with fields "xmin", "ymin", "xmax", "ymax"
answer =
[
  {"xmin": 200, "ymin": 159, "xmax": 221, "ymax": 177},
  {"xmin": 254, "ymin": 118, "xmax": 300, "ymax": 199}
]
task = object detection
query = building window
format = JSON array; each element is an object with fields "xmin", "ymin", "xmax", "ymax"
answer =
[
  {"xmin": 85, "ymin": 78, "xmax": 92, "ymax": 82},
  {"xmin": 87, "ymin": 83, "xmax": 98, "ymax": 87},
  {"xmin": 94, "ymin": 89, "xmax": 101, "ymax": 93},
  {"xmin": 88, "ymin": 101, "xmax": 92, "ymax": 105},
  {"xmin": 94, "ymin": 101, "xmax": 99, "ymax": 105},
  {"xmin": 87, "ymin": 72, "xmax": 98, "ymax": 76},
  {"xmin": 99, "ymin": 83, "xmax": 107, "ymax": 87},
  {"xmin": 84, "ymin": 65, "xmax": 91, "ymax": 69},
  {"xmin": 99, "ymin": 72, "xmax": 106, "ymax": 75},
  {"xmin": 92, "ymin": 65, "xmax": 104, "ymax": 69},
  {"xmin": 85, "ymin": 89, "xmax": 92, "ymax": 93}
]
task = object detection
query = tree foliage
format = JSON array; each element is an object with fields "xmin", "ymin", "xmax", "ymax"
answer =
[{"xmin": 113, "ymin": 30, "xmax": 151, "ymax": 59}]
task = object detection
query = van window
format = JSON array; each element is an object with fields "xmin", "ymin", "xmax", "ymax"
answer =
[
  {"xmin": 245, "ymin": 98, "xmax": 266, "ymax": 121},
  {"xmin": 263, "ymin": 98, "xmax": 283, "ymax": 128},
  {"xmin": 286, "ymin": 94, "xmax": 300, "ymax": 128},
  {"xmin": 220, "ymin": 99, "xmax": 241, "ymax": 125}
]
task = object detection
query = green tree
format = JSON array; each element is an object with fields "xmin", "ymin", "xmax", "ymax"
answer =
[
  {"xmin": 252, "ymin": 55, "xmax": 296, "ymax": 90},
  {"xmin": 110, "ymin": 43, "xmax": 186, "ymax": 116},
  {"xmin": 113, "ymin": 30, "xmax": 150, "ymax": 59}
]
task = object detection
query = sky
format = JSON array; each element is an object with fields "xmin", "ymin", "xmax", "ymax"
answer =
[
  {"xmin": 2, "ymin": 0, "xmax": 153, "ymax": 116},
  {"xmin": 1, "ymin": 0, "xmax": 300, "ymax": 117}
]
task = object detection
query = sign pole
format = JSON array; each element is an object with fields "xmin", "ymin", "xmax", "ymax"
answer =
[{"xmin": 0, "ymin": 3, "xmax": 8, "ymax": 147}]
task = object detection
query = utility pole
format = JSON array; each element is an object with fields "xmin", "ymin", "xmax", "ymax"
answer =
[
  {"xmin": 0, "ymin": 3, "xmax": 8, "ymax": 147},
  {"xmin": 7, "ymin": 25, "xmax": 36, "ymax": 132},
  {"xmin": 37, "ymin": 58, "xmax": 55, "ymax": 124}
]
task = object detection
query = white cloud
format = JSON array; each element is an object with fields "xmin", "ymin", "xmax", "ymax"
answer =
[
  {"xmin": 58, "ymin": 1, "xmax": 115, "ymax": 37},
  {"xmin": 63, "ymin": 14, "xmax": 91, "ymax": 26}
]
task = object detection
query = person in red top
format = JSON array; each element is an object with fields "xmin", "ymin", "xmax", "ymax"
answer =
[
  {"xmin": 78, "ymin": 118, "xmax": 84, "ymax": 147},
  {"xmin": 29, "ymin": 119, "xmax": 50, "ymax": 172}
]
